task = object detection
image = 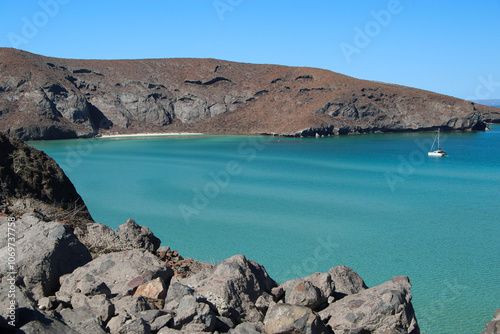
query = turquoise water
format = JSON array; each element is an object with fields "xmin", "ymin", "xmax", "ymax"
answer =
[{"xmin": 30, "ymin": 127, "xmax": 500, "ymax": 333}]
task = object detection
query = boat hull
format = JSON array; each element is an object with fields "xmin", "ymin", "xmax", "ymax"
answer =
[{"xmin": 428, "ymin": 151, "xmax": 447, "ymax": 157}]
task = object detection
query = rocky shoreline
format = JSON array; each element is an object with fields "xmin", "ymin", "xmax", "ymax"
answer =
[
  {"xmin": 1, "ymin": 213, "xmax": 420, "ymax": 334},
  {"xmin": 0, "ymin": 128, "xmax": 498, "ymax": 333}
]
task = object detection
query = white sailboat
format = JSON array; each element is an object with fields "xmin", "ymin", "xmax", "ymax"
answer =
[{"xmin": 428, "ymin": 128, "xmax": 447, "ymax": 157}]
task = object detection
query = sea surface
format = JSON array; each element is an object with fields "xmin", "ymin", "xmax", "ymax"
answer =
[{"xmin": 30, "ymin": 126, "xmax": 500, "ymax": 333}]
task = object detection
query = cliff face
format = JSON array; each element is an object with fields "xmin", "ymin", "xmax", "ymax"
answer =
[
  {"xmin": 0, "ymin": 48, "xmax": 498, "ymax": 140},
  {"xmin": 0, "ymin": 132, "xmax": 92, "ymax": 225}
]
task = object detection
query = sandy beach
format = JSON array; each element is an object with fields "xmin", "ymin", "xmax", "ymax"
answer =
[{"xmin": 99, "ymin": 132, "xmax": 204, "ymax": 139}]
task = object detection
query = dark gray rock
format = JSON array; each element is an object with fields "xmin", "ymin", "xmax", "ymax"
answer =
[
  {"xmin": 328, "ymin": 265, "xmax": 367, "ymax": 299},
  {"xmin": 164, "ymin": 282, "xmax": 201, "ymax": 313},
  {"xmin": 279, "ymin": 272, "xmax": 334, "ymax": 310},
  {"xmin": 116, "ymin": 218, "xmax": 161, "ymax": 253},
  {"xmin": 137, "ymin": 309, "xmax": 165, "ymax": 324},
  {"xmin": 319, "ymin": 276, "xmax": 419, "ymax": 334},
  {"xmin": 114, "ymin": 316, "xmax": 151, "ymax": 334},
  {"xmin": 0, "ymin": 215, "xmax": 92, "ymax": 300},
  {"xmin": 0, "ymin": 284, "xmax": 36, "ymax": 330},
  {"xmin": 78, "ymin": 281, "xmax": 112, "ymax": 297},
  {"xmin": 0, "ymin": 286, "xmax": 71, "ymax": 333},
  {"xmin": 57, "ymin": 249, "xmax": 173, "ymax": 299},
  {"xmin": 157, "ymin": 327, "xmax": 183, "ymax": 334},
  {"xmin": 70, "ymin": 293, "xmax": 114, "ymax": 324},
  {"xmin": 150, "ymin": 313, "xmax": 173, "ymax": 332},
  {"xmin": 19, "ymin": 311, "xmax": 81, "ymax": 334},
  {"xmin": 215, "ymin": 315, "xmax": 236, "ymax": 332},
  {"xmin": 255, "ymin": 291, "xmax": 274, "ymax": 314},
  {"xmin": 106, "ymin": 313, "xmax": 129, "ymax": 334},
  {"xmin": 183, "ymin": 254, "xmax": 277, "ymax": 323},
  {"xmin": 112, "ymin": 295, "xmax": 158, "ymax": 316},
  {"xmin": 230, "ymin": 321, "xmax": 263, "ymax": 333},
  {"xmin": 59, "ymin": 307, "xmax": 107, "ymax": 334},
  {"xmin": 264, "ymin": 303, "xmax": 330, "ymax": 334},
  {"xmin": 283, "ymin": 280, "xmax": 323, "ymax": 310},
  {"xmin": 173, "ymin": 295, "xmax": 216, "ymax": 332}
]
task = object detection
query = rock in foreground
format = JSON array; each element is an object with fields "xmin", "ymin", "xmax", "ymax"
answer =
[
  {"xmin": 57, "ymin": 249, "xmax": 174, "ymax": 299},
  {"xmin": 482, "ymin": 308, "xmax": 500, "ymax": 334},
  {"xmin": 264, "ymin": 303, "xmax": 330, "ymax": 334},
  {"xmin": 319, "ymin": 276, "xmax": 419, "ymax": 334},
  {"xmin": 0, "ymin": 215, "xmax": 91, "ymax": 301}
]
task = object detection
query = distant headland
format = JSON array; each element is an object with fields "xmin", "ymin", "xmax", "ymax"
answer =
[{"xmin": 1, "ymin": 48, "xmax": 499, "ymax": 141}]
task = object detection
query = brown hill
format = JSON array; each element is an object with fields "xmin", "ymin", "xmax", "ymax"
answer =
[{"xmin": 0, "ymin": 48, "xmax": 498, "ymax": 140}]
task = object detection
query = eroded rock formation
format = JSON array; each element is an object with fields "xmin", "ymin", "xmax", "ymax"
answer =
[{"xmin": 1, "ymin": 48, "xmax": 499, "ymax": 140}]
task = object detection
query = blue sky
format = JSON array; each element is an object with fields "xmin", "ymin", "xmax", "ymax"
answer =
[{"xmin": 1, "ymin": 0, "xmax": 499, "ymax": 100}]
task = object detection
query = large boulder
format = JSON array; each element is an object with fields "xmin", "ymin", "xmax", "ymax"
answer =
[
  {"xmin": 278, "ymin": 272, "xmax": 334, "ymax": 310},
  {"xmin": 116, "ymin": 218, "xmax": 161, "ymax": 253},
  {"xmin": 57, "ymin": 249, "xmax": 174, "ymax": 299},
  {"xmin": 0, "ymin": 215, "xmax": 92, "ymax": 300},
  {"xmin": 19, "ymin": 311, "xmax": 81, "ymax": 334},
  {"xmin": 183, "ymin": 254, "xmax": 277, "ymax": 323},
  {"xmin": 482, "ymin": 308, "xmax": 500, "ymax": 334},
  {"xmin": 59, "ymin": 306, "xmax": 107, "ymax": 334},
  {"xmin": 111, "ymin": 295, "xmax": 158, "ymax": 317},
  {"xmin": 70, "ymin": 292, "xmax": 115, "ymax": 323},
  {"xmin": 264, "ymin": 303, "xmax": 330, "ymax": 334},
  {"xmin": 319, "ymin": 276, "xmax": 419, "ymax": 334},
  {"xmin": 328, "ymin": 265, "xmax": 367, "ymax": 299},
  {"xmin": 164, "ymin": 282, "xmax": 202, "ymax": 313},
  {"xmin": 173, "ymin": 295, "xmax": 217, "ymax": 332}
]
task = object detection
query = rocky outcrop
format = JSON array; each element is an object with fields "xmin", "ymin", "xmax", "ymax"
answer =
[
  {"xmin": 2, "ymin": 214, "xmax": 420, "ymax": 333},
  {"xmin": 0, "ymin": 132, "xmax": 92, "ymax": 224},
  {"xmin": 0, "ymin": 215, "xmax": 91, "ymax": 300},
  {"xmin": 277, "ymin": 272, "xmax": 334, "ymax": 311},
  {"xmin": 57, "ymin": 249, "xmax": 174, "ymax": 300},
  {"xmin": 182, "ymin": 254, "xmax": 278, "ymax": 323},
  {"xmin": 328, "ymin": 264, "xmax": 368, "ymax": 299},
  {"xmin": 264, "ymin": 303, "xmax": 330, "ymax": 334},
  {"xmin": 116, "ymin": 218, "xmax": 161, "ymax": 253},
  {"xmin": 482, "ymin": 308, "xmax": 500, "ymax": 334},
  {"xmin": 319, "ymin": 276, "xmax": 419, "ymax": 334},
  {"xmin": 1, "ymin": 48, "xmax": 498, "ymax": 140}
]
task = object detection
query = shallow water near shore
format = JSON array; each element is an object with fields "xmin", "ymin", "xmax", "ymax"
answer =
[{"xmin": 30, "ymin": 126, "xmax": 500, "ymax": 333}]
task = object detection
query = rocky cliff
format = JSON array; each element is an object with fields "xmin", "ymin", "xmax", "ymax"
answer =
[
  {"xmin": 0, "ymin": 132, "xmax": 92, "ymax": 225},
  {"xmin": 1, "ymin": 48, "xmax": 499, "ymax": 140}
]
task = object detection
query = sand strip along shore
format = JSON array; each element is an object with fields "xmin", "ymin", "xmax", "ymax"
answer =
[{"xmin": 99, "ymin": 132, "xmax": 204, "ymax": 138}]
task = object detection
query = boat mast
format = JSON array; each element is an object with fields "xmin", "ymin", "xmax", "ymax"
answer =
[
  {"xmin": 437, "ymin": 128, "xmax": 440, "ymax": 149},
  {"xmin": 430, "ymin": 129, "xmax": 438, "ymax": 151}
]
